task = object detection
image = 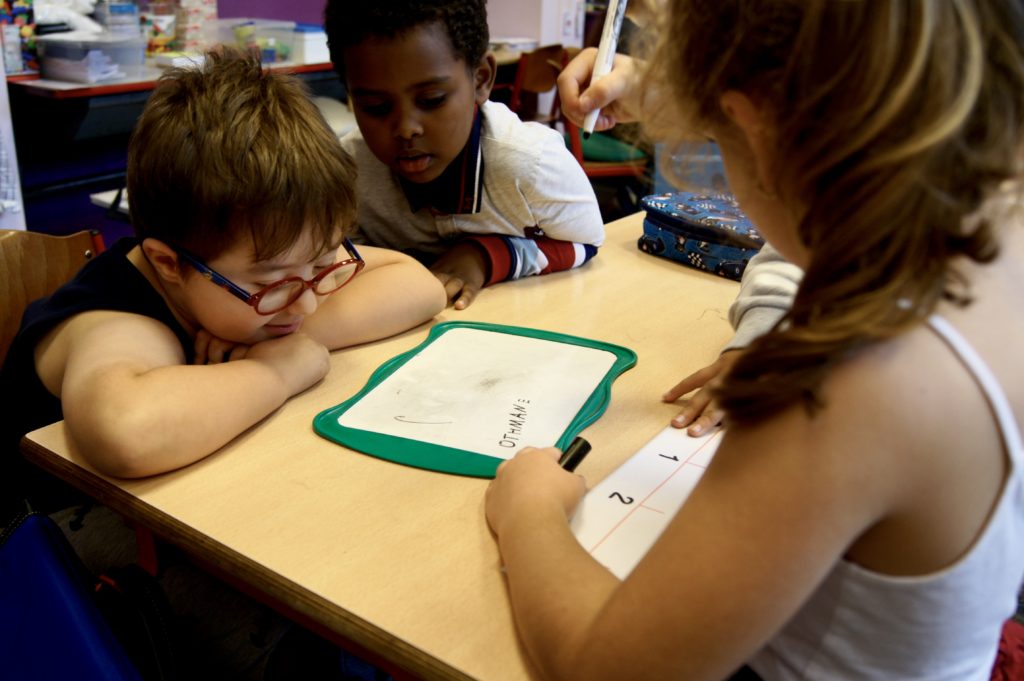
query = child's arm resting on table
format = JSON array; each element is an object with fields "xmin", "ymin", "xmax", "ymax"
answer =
[
  {"xmin": 302, "ymin": 244, "xmax": 446, "ymax": 349},
  {"xmin": 467, "ymin": 234, "xmax": 600, "ymax": 285},
  {"xmin": 48, "ymin": 311, "xmax": 329, "ymax": 478},
  {"xmin": 430, "ymin": 233, "xmax": 598, "ymax": 307},
  {"xmin": 433, "ymin": 235, "xmax": 599, "ymax": 309},
  {"xmin": 433, "ymin": 132, "xmax": 607, "ymax": 308},
  {"xmin": 665, "ymin": 244, "xmax": 804, "ymax": 434},
  {"xmin": 723, "ymin": 243, "xmax": 803, "ymax": 352},
  {"xmin": 54, "ymin": 247, "xmax": 442, "ymax": 478}
]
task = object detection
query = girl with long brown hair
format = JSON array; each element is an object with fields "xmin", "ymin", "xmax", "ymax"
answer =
[{"xmin": 486, "ymin": 2, "xmax": 1024, "ymax": 678}]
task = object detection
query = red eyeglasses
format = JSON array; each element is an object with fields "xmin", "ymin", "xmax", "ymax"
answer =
[{"xmin": 174, "ymin": 238, "xmax": 365, "ymax": 315}]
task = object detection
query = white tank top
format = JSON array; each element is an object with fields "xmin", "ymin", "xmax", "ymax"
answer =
[{"xmin": 748, "ymin": 316, "xmax": 1024, "ymax": 681}]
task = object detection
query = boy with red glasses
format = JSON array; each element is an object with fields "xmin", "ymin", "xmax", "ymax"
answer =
[
  {"xmin": 0, "ymin": 48, "xmax": 445, "ymax": 677},
  {"xmin": 1, "ymin": 49, "xmax": 445, "ymax": 499}
]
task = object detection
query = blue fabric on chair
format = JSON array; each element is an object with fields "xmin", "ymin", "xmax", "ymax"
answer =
[{"xmin": 0, "ymin": 512, "xmax": 142, "ymax": 681}]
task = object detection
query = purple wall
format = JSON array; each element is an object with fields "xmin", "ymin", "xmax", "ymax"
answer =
[{"xmin": 216, "ymin": 0, "xmax": 325, "ymax": 27}]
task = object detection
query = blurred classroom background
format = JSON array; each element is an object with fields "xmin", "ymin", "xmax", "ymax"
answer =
[{"xmin": 2, "ymin": 1, "xmax": 659, "ymax": 248}]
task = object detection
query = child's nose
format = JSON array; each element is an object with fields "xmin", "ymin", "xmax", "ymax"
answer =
[
  {"xmin": 286, "ymin": 287, "xmax": 319, "ymax": 316},
  {"xmin": 394, "ymin": 105, "xmax": 424, "ymax": 140}
]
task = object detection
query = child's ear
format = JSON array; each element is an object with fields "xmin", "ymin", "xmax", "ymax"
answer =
[
  {"xmin": 141, "ymin": 238, "xmax": 186, "ymax": 284},
  {"xmin": 473, "ymin": 53, "xmax": 498, "ymax": 105},
  {"xmin": 719, "ymin": 90, "xmax": 778, "ymax": 196}
]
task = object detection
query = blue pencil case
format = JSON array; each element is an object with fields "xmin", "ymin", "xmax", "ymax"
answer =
[{"xmin": 637, "ymin": 191, "xmax": 763, "ymax": 281}]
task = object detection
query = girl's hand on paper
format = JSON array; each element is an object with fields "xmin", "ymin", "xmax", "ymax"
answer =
[
  {"xmin": 486, "ymin": 447, "xmax": 586, "ymax": 537},
  {"xmin": 558, "ymin": 47, "xmax": 642, "ymax": 131},
  {"xmin": 663, "ymin": 349, "xmax": 742, "ymax": 435},
  {"xmin": 431, "ymin": 241, "xmax": 488, "ymax": 310}
]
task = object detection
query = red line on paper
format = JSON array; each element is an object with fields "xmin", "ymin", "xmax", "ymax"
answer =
[
  {"xmin": 587, "ymin": 430, "xmax": 722, "ymax": 552},
  {"xmin": 639, "ymin": 505, "xmax": 665, "ymax": 514}
]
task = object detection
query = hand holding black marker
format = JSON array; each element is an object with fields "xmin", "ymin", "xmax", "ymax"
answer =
[
  {"xmin": 582, "ymin": 0, "xmax": 629, "ymax": 137},
  {"xmin": 558, "ymin": 436, "xmax": 592, "ymax": 472}
]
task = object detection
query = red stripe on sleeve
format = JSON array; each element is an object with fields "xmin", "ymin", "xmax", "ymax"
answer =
[
  {"xmin": 537, "ymin": 238, "xmax": 578, "ymax": 274},
  {"xmin": 465, "ymin": 236, "xmax": 512, "ymax": 286}
]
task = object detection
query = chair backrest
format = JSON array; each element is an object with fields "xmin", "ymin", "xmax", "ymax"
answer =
[
  {"xmin": 501, "ymin": 45, "xmax": 649, "ymax": 181},
  {"xmin": 511, "ymin": 45, "xmax": 649, "ymax": 179},
  {"xmin": 508, "ymin": 44, "xmax": 566, "ymax": 120},
  {"xmin": 564, "ymin": 124, "xmax": 649, "ymax": 179},
  {"xmin": 0, "ymin": 230, "xmax": 105, "ymax": 368}
]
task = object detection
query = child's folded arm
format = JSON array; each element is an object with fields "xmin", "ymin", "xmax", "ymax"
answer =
[
  {"xmin": 302, "ymin": 244, "xmax": 446, "ymax": 349},
  {"xmin": 465, "ymin": 234, "xmax": 599, "ymax": 285},
  {"xmin": 55, "ymin": 313, "xmax": 324, "ymax": 478}
]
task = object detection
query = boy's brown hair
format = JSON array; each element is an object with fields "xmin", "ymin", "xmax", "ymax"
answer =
[{"xmin": 127, "ymin": 48, "xmax": 357, "ymax": 262}]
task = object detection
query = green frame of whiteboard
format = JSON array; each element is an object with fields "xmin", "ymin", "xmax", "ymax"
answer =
[{"xmin": 312, "ymin": 321, "xmax": 637, "ymax": 478}]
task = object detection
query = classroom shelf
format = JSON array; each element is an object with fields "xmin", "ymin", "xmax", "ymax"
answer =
[{"xmin": 7, "ymin": 63, "xmax": 344, "ymax": 240}]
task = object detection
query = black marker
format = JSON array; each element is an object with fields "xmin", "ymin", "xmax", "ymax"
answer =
[{"xmin": 558, "ymin": 436, "xmax": 592, "ymax": 472}]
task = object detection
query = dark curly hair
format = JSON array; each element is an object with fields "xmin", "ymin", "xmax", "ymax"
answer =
[{"xmin": 323, "ymin": 0, "xmax": 489, "ymax": 81}]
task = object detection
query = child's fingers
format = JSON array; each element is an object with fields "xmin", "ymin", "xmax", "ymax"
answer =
[
  {"xmin": 595, "ymin": 113, "xmax": 618, "ymax": 132},
  {"xmin": 686, "ymin": 403, "xmax": 724, "ymax": 437},
  {"xmin": 453, "ymin": 282, "xmax": 481, "ymax": 310},
  {"xmin": 504, "ymin": 446, "xmax": 562, "ymax": 464},
  {"xmin": 193, "ymin": 329, "xmax": 245, "ymax": 364},
  {"xmin": 557, "ymin": 47, "xmax": 599, "ymax": 125},
  {"xmin": 670, "ymin": 389, "xmax": 724, "ymax": 436},
  {"xmin": 663, "ymin": 364, "xmax": 719, "ymax": 402},
  {"xmin": 204, "ymin": 337, "xmax": 234, "ymax": 364},
  {"xmin": 193, "ymin": 329, "xmax": 212, "ymax": 365},
  {"xmin": 435, "ymin": 273, "xmax": 464, "ymax": 304},
  {"xmin": 670, "ymin": 388, "xmax": 712, "ymax": 428},
  {"xmin": 577, "ymin": 81, "xmax": 619, "ymax": 120},
  {"xmin": 444, "ymin": 280, "xmax": 463, "ymax": 302}
]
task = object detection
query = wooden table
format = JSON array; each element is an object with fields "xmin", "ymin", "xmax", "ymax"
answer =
[{"xmin": 22, "ymin": 212, "xmax": 739, "ymax": 681}]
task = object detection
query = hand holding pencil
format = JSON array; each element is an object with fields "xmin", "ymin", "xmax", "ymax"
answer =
[
  {"xmin": 581, "ymin": 0, "xmax": 629, "ymax": 135},
  {"xmin": 486, "ymin": 444, "xmax": 589, "ymax": 538},
  {"xmin": 557, "ymin": 47, "xmax": 642, "ymax": 132}
]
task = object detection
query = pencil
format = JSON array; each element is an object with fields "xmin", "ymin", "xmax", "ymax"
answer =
[{"xmin": 582, "ymin": 0, "xmax": 629, "ymax": 137}]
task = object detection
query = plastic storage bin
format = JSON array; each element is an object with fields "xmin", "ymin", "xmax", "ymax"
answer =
[
  {"xmin": 36, "ymin": 32, "xmax": 146, "ymax": 83},
  {"xmin": 292, "ymin": 23, "xmax": 329, "ymax": 64},
  {"xmin": 201, "ymin": 18, "xmax": 296, "ymax": 63},
  {"xmin": 95, "ymin": 1, "xmax": 143, "ymax": 38}
]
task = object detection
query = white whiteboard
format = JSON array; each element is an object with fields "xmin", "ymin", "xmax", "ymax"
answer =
[{"xmin": 336, "ymin": 326, "xmax": 620, "ymax": 459}]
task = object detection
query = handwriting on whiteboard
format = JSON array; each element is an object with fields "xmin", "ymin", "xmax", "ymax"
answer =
[
  {"xmin": 336, "ymin": 327, "xmax": 618, "ymax": 459},
  {"xmin": 570, "ymin": 427, "xmax": 723, "ymax": 579}
]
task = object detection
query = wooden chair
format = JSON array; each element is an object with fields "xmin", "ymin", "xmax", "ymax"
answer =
[
  {"xmin": 505, "ymin": 45, "xmax": 649, "ymax": 180},
  {"xmin": 565, "ymin": 123, "xmax": 649, "ymax": 179},
  {"xmin": 0, "ymin": 229, "xmax": 165, "ymax": 577},
  {"xmin": 0, "ymin": 229, "xmax": 105, "ymax": 368},
  {"xmin": 506, "ymin": 43, "xmax": 567, "ymax": 124},
  {"xmin": 0, "ymin": 226, "xmax": 169, "ymax": 677}
]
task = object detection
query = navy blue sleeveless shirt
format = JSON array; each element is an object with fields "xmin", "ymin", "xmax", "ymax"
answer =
[{"xmin": 0, "ymin": 238, "xmax": 192, "ymax": 512}]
